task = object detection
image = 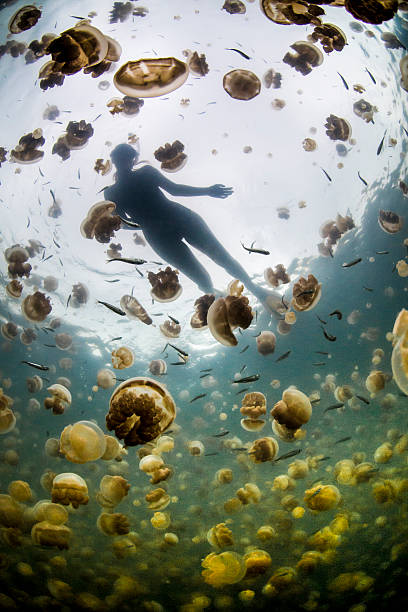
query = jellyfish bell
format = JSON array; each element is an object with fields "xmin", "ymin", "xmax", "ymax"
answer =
[
  {"xmin": 97, "ymin": 512, "xmax": 130, "ymax": 536},
  {"xmin": 20, "ymin": 328, "xmax": 37, "ymax": 345},
  {"xmin": 97, "ymin": 369, "xmax": 116, "ymax": 389},
  {"xmin": 256, "ymin": 331, "xmax": 276, "ymax": 355},
  {"xmin": 207, "ymin": 295, "xmax": 253, "ymax": 347},
  {"xmin": 159, "ymin": 320, "xmax": 181, "ymax": 338},
  {"xmin": 31, "ymin": 521, "xmax": 71, "ymax": 550},
  {"xmin": 324, "ymin": 114, "xmax": 352, "ymax": 141},
  {"xmin": 190, "ymin": 294, "xmax": 215, "ymax": 329},
  {"xmin": 114, "ymin": 57, "xmax": 189, "ymax": 98},
  {"xmin": 112, "ymin": 346, "xmax": 134, "ymax": 370},
  {"xmin": 59, "ymin": 420, "xmax": 107, "ymax": 463},
  {"xmin": 80, "ymin": 201, "xmax": 121, "ymax": 244},
  {"xmin": 5, "ymin": 280, "xmax": 23, "ymax": 298},
  {"xmin": 148, "ymin": 267, "xmax": 182, "ymax": 303},
  {"xmin": 71, "ymin": 282, "xmax": 89, "ymax": 307},
  {"xmin": 51, "ymin": 473, "xmax": 89, "ymax": 508},
  {"xmin": 365, "ymin": 370, "xmax": 386, "ymax": 394},
  {"xmin": 120, "ymin": 295, "xmax": 152, "ymax": 324},
  {"xmin": 283, "ymin": 41, "xmax": 324, "ymax": 75},
  {"xmin": 26, "ymin": 375, "xmax": 43, "ymax": 393},
  {"xmin": 272, "ymin": 388, "xmax": 312, "ymax": 430},
  {"xmin": 223, "ymin": 69, "xmax": 261, "ymax": 101},
  {"xmin": 0, "ymin": 390, "xmax": 15, "ymax": 435},
  {"xmin": 21, "ymin": 291, "xmax": 52, "ymax": 322},
  {"xmin": 1, "ymin": 322, "xmax": 18, "ymax": 341},
  {"xmin": 96, "ymin": 475, "xmax": 130, "ymax": 508},
  {"xmin": 55, "ymin": 333, "xmax": 72, "ymax": 351},
  {"xmin": 8, "ymin": 5, "xmax": 41, "ymax": 34},
  {"xmin": 248, "ymin": 437, "xmax": 279, "ymax": 462},
  {"xmin": 154, "ymin": 140, "xmax": 187, "ymax": 172},
  {"xmin": 202, "ymin": 551, "xmax": 246, "ymax": 587},
  {"xmin": 291, "ymin": 274, "xmax": 321, "ymax": 311},
  {"xmin": 378, "ymin": 209, "xmax": 403, "ymax": 234},
  {"xmin": 44, "ymin": 384, "xmax": 71, "ymax": 415},
  {"xmin": 149, "ymin": 360, "xmax": 167, "ymax": 376}
]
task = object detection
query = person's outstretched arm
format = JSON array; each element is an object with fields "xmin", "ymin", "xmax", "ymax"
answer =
[{"xmin": 149, "ymin": 166, "xmax": 233, "ymax": 199}]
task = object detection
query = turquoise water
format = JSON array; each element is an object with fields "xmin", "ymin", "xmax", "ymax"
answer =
[{"xmin": 0, "ymin": 1, "xmax": 408, "ymax": 610}]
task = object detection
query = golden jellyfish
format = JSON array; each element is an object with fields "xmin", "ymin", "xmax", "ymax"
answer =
[
  {"xmin": 188, "ymin": 440, "xmax": 205, "ymax": 456},
  {"xmin": 304, "ymin": 484, "xmax": 341, "ymax": 511},
  {"xmin": 80, "ymin": 201, "xmax": 121, "ymax": 244},
  {"xmin": 8, "ymin": 481, "xmax": 32, "ymax": 503},
  {"xmin": 96, "ymin": 475, "xmax": 130, "ymax": 508},
  {"xmin": 31, "ymin": 521, "xmax": 71, "ymax": 550},
  {"xmin": 160, "ymin": 320, "xmax": 181, "ymax": 338},
  {"xmin": 114, "ymin": 57, "xmax": 189, "ymax": 98},
  {"xmin": 97, "ymin": 368, "xmax": 116, "ymax": 389},
  {"xmin": 244, "ymin": 549, "xmax": 272, "ymax": 577},
  {"xmin": 4, "ymin": 245, "xmax": 31, "ymax": 278},
  {"xmin": 374, "ymin": 442, "xmax": 393, "ymax": 464},
  {"xmin": 365, "ymin": 370, "xmax": 386, "ymax": 394},
  {"xmin": 256, "ymin": 331, "xmax": 276, "ymax": 355},
  {"xmin": 51, "ymin": 473, "xmax": 89, "ymax": 508},
  {"xmin": 6, "ymin": 279, "xmax": 23, "ymax": 298},
  {"xmin": 291, "ymin": 274, "xmax": 321, "ymax": 311},
  {"xmin": 112, "ymin": 346, "xmax": 134, "ymax": 370},
  {"xmin": 44, "ymin": 383, "xmax": 71, "ymax": 415},
  {"xmin": 264, "ymin": 264, "xmax": 290, "ymax": 288},
  {"xmin": 154, "ymin": 140, "xmax": 187, "ymax": 172},
  {"xmin": 55, "ymin": 332, "xmax": 72, "ymax": 351},
  {"xmin": 241, "ymin": 418, "xmax": 265, "ymax": 432},
  {"xmin": 148, "ymin": 267, "xmax": 182, "ymax": 302},
  {"xmin": 283, "ymin": 41, "xmax": 323, "ymax": 75},
  {"xmin": 1, "ymin": 322, "xmax": 18, "ymax": 341},
  {"xmin": 288, "ymin": 459, "xmax": 309, "ymax": 479},
  {"xmin": 248, "ymin": 437, "xmax": 279, "ymax": 463},
  {"xmin": 101, "ymin": 435, "xmax": 124, "ymax": 460},
  {"xmin": 391, "ymin": 309, "xmax": 408, "ymax": 394},
  {"xmin": 20, "ymin": 328, "xmax": 37, "ymax": 345},
  {"xmin": 216, "ymin": 468, "xmax": 233, "ymax": 484},
  {"xmin": 308, "ymin": 23, "xmax": 347, "ymax": 53},
  {"xmin": 241, "ymin": 392, "xmax": 266, "ymax": 419},
  {"xmin": 32, "ymin": 501, "xmax": 68, "ymax": 525},
  {"xmin": 324, "ymin": 114, "xmax": 352, "ymax": 141},
  {"xmin": 145, "ymin": 488, "xmax": 170, "ymax": 511},
  {"xmin": 59, "ymin": 420, "xmax": 107, "ymax": 463},
  {"xmin": 271, "ymin": 387, "xmax": 312, "ymax": 431},
  {"xmin": 308, "ymin": 526, "xmax": 340, "ymax": 551},
  {"xmin": 378, "ymin": 209, "xmax": 403, "ymax": 234},
  {"xmin": 139, "ymin": 454, "xmax": 164, "ymax": 474},
  {"xmin": 151, "ymin": 511, "xmax": 171, "ymax": 530},
  {"xmin": 354, "ymin": 462, "xmax": 377, "ymax": 483},
  {"xmin": 334, "ymin": 385, "xmax": 353, "ymax": 403},
  {"xmin": 236, "ymin": 483, "xmax": 261, "ymax": 504},
  {"xmin": 0, "ymin": 389, "xmax": 16, "ymax": 435},
  {"xmin": 45, "ymin": 437, "xmax": 61, "ymax": 458},
  {"xmin": 21, "ymin": 291, "xmax": 52, "ymax": 322},
  {"xmin": 201, "ymin": 551, "xmax": 246, "ymax": 587},
  {"xmin": 0, "ymin": 494, "xmax": 23, "ymax": 528},
  {"xmin": 190, "ymin": 294, "xmax": 215, "ymax": 329},
  {"xmin": 120, "ymin": 294, "xmax": 152, "ymax": 325},
  {"xmin": 277, "ymin": 319, "xmax": 292, "ymax": 335},
  {"xmin": 8, "ymin": 5, "xmax": 41, "ymax": 33},
  {"xmin": 334, "ymin": 459, "xmax": 355, "ymax": 484},
  {"xmin": 47, "ymin": 579, "xmax": 73, "ymax": 603},
  {"xmin": 256, "ymin": 525, "xmax": 276, "ymax": 542},
  {"xmin": 207, "ymin": 523, "xmax": 234, "ymax": 548},
  {"xmin": 106, "ymin": 377, "xmax": 176, "ymax": 446},
  {"xmin": 223, "ymin": 69, "xmax": 261, "ymax": 101},
  {"xmin": 149, "ymin": 360, "xmax": 167, "ymax": 376},
  {"xmin": 97, "ymin": 512, "xmax": 130, "ymax": 536},
  {"xmin": 11, "ymin": 129, "xmax": 44, "ymax": 164},
  {"xmin": 207, "ymin": 295, "xmax": 253, "ymax": 346}
]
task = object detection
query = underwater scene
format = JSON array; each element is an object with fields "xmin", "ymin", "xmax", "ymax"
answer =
[{"xmin": 2, "ymin": 0, "xmax": 408, "ymax": 610}]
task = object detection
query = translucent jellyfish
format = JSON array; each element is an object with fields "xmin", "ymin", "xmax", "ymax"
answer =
[
  {"xmin": 374, "ymin": 442, "xmax": 393, "ymax": 464},
  {"xmin": 149, "ymin": 360, "xmax": 167, "ymax": 376},
  {"xmin": 148, "ymin": 267, "xmax": 182, "ymax": 302},
  {"xmin": 10, "ymin": 130, "xmax": 45, "ymax": 164},
  {"xmin": 32, "ymin": 500, "xmax": 68, "ymax": 525},
  {"xmin": 51, "ymin": 473, "xmax": 89, "ymax": 508},
  {"xmin": 207, "ymin": 523, "xmax": 234, "ymax": 548},
  {"xmin": 8, "ymin": 481, "xmax": 32, "ymax": 503},
  {"xmin": 97, "ymin": 512, "xmax": 130, "ymax": 536},
  {"xmin": 59, "ymin": 357, "xmax": 73, "ymax": 370},
  {"xmin": 140, "ymin": 454, "xmax": 164, "ymax": 474},
  {"xmin": 20, "ymin": 328, "xmax": 37, "ymax": 345},
  {"xmin": 21, "ymin": 291, "xmax": 52, "ymax": 322},
  {"xmin": 304, "ymin": 484, "xmax": 341, "ymax": 511},
  {"xmin": 154, "ymin": 140, "xmax": 187, "ymax": 172},
  {"xmin": 80, "ymin": 201, "xmax": 121, "ymax": 244},
  {"xmin": 1, "ymin": 322, "xmax": 18, "ymax": 341},
  {"xmin": 59, "ymin": 421, "xmax": 107, "ymax": 463},
  {"xmin": 31, "ymin": 521, "xmax": 71, "ymax": 549},
  {"xmin": 216, "ymin": 468, "xmax": 233, "ymax": 484},
  {"xmin": 256, "ymin": 331, "xmax": 276, "ymax": 355},
  {"xmin": 55, "ymin": 332, "xmax": 72, "ymax": 351},
  {"xmin": 353, "ymin": 99, "xmax": 377, "ymax": 123},
  {"xmin": 44, "ymin": 384, "xmax": 71, "ymax": 415},
  {"xmin": 263, "ymin": 67, "xmax": 282, "ymax": 89},
  {"xmin": 292, "ymin": 274, "xmax": 321, "ymax": 311},
  {"xmin": 288, "ymin": 459, "xmax": 309, "ymax": 479},
  {"xmin": 97, "ymin": 368, "xmax": 116, "ymax": 389},
  {"xmin": 190, "ymin": 294, "xmax": 215, "ymax": 329},
  {"xmin": 283, "ymin": 41, "xmax": 323, "ymax": 75},
  {"xmin": 271, "ymin": 387, "xmax": 312, "ymax": 430},
  {"xmin": 43, "ymin": 275, "xmax": 58, "ymax": 292},
  {"xmin": 207, "ymin": 295, "xmax": 253, "ymax": 346},
  {"xmin": 112, "ymin": 346, "xmax": 134, "ymax": 369},
  {"xmin": 0, "ymin": 494, "xmax": 23, "ymax": 528},
  {"xmin": 0, "ymin": 390, "xmax": 16, "ymax": 434},
  {"xmin": 145, "ymin": 488, "xmax": 170, "ymax": 511},
  {"xmin": 114, "ymin": 57, "xmax": 189, "ymax": 98},
  {"xmin": 303, "ymin": 137, "xmax": 317, "ymax": 151},
  {"xmin": 378, "ymin": 209, "xmax": 403, "ymax": 234},
  {"xmin": 188, "ymin": 440, "xmax": 205, "ymax": 456},
  {"xmin": 106, "ymin": 377, "xmax": 176, "ymax": 446},
  {"xmin": 120, "ymin": 295, "xmax": 152, "ymax": 324},
  {"xmin": 5, "ymin": 279, "xmax": 23, "ymax": 298},
  {"xmin": 223, "ymin": 0, "xmax": 246, "ymax": 13},
  {"xmin": 202, "ymin": 551, "xmax": 246, "ymax": 587},
  {"xmin": 159, "ymin": 320, "xmax": 181, "ymax": 338},
  {"xmin": 71, "ymin": 282, "xmax": 89, "ymax": 307},
  {"xmin": 223, "ymin": 69, "xmax": 261, "ymax": 100},
  {"xmin": 96, "ymin": 475, "xmax": 130, "ymax": 508},
  {"xmin": 101, "ymin": 435, "xmax": 125, "ymax": 460},
  {"xmin": 277, "ymin": 319, "xmax": 292, "ymax": 335},
  {"xmin": 8, "ymin": 5, "xmax": 41, "ymax": 33},
  {"xmin": 236, "ymin": 483, "xmax": 261, "ymax": 504},
  {"xmin": 248, "ymin": 437, "xmax": 279, "ymax": 463},
  {"xmin": 391, "ymin": 309, "xmax": 408, "ymax": 394},
  {"xmin": 365, "ymin": 370, "xmax": 385, "ymax": 394},
  {"xmin": 45, "ymin": 437, "xmax": 61, "ymax": 458}
]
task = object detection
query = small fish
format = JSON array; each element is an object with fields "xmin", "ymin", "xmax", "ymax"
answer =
[
  {"xmin": 204, "ymin": 452, "xmax": 219, "ymax": 457},
  {"xmin": 315, "ymin": 351, "xmax": 329, "ymax": 355},
  {"xmin": 53, "ymin": 238, "xmax": 61, "ymax": 249},
  {"xmin": 317, "ymin": 456, "xmax": 331, "ymax": 462},
  {"xmin": 70, "ymin": 15, "xmax": 86, "ymax": 19},
  {"xmin": 118, "ymin": 216, "xmax": 141, "ymax": 228},
  {"xmin": 200, "ymin": 373, "xmax": 211, "ymax": 379},
  {"xmin": 114, "ymin": 378, "xmax": 127, "ymax": 382},
  {"xmin": 365, "ymin": 67, "xmax": 376, "ymax": 84},
  {"xmin": 403, "ymin": 126, "xmax": 408, "ymax": 138},
  {"xmin": 66, "ymin": 294, "xmax": 71, "ymax": 308},
  {"xmin": 190, "ymin": 393, "xmax": 207, "ymax": 403},
  {"xmin": 334, "ymin": 436, "xmax": 352, "ymax": 444},
  {"xmin": 27, "ymin": 217, "xmax": 30, "ymax": 228},
  {"xmin": 377, "ymin": 130, "xmax": 387, "ymax": 156},
  {"xmin": 274, "ymin": 449, "xmax": 302, "ymax": 462},
  {"xmin": 329, "ymin": 310, "xmax": 342, "ymax": 320},
  {"xmin": 232, "ymin": 374, "xmax": 260, "ymax": 383},
  {"xmin": 167, "ymin": 343, "xmax": 189, "ymax": 357},
  {"xmin": 337, "ymin": 72, "xmax": 349, "ymax": 90},
  {"xmin": 168, "ymin": 315, "xmax": 180, "ymax": 325},
  {"xmin": 239, "ymin": 365, "xmax": 247, "ymax": 374},
  {"xmin": 281, "ymin": 296, "xmax": 289, "ymax": 310},
  {"xmin": 236, "ymin": 387, "xmax": 249, "ymax": 395},
  {"xmin": 212, "ymin": 431, "xmax": 230, "ymax": 438},
  {"xmin": 358, "ymin": 171, "xmax": 368, "ymax": 186},
  {"xmin": 50, "ymin": 189, "xmax": 56, "ymax": 203},
  {"xmin": 78, "ymin": 168, "xmax": 80, "ymax": 179},
  {"xmin": 200, "ymin": 368, "xmax": 212, "ymax": 372},
  {"xmin": 363, "ymin": 286, "xmax": 373, "ymax": 292},
  {"xmin": 93, "ymin": 114, "xmax": 102, "ymax": 122},
  {"xmin": 321, "ymin": 167, "xmax": 332, "ymax": 182},
  {"xmin": 240, "ymin": 345, "xmax": 249, "ymax": 354},
  {"xmin": 152, "ymin": 313, "xmax": 164, "ymax": 317},
  {"xmin": 21, "ymin": 360, "xmax": 49, "ymax": 371},
  {"xmin": 105, "ymin": 279, "xmax": 120, "ymax": 283},
  {"xmin": 226, "ymin": 48, "xmax": 251, "ymax": 60},
  {"xmin": 43, "ymin": 344, "xmax": 56, "ymax": 348},
  {"xmin": 342, "ymin": 257, "xmax": 362, "ymax": 268},
  {"xmin": 109, "ymin": 337, "xmax": 123, "ymax": 342},
  {"xmin": 311, "ymin": 398, "xmax": 321, "ymax": 404},
  {"xmin": 42, "ymin": 255, "xmax": 53, "ymax": 262},
  {"xmin": 322, "ymin": 328, "xmax": 336, "ymax": 342},
  {"xmin": 324, "ymin": 402, "xmax": 344, "ymax": 413},
  {"xmin": 355, "ymin": 394, "xmax": 370, "ymax": 405},
  {"xmin": 309, "ymin": 487, "xmax": 322, "ymax": 499},
  {"xmin": 97, "ymin": 301, "xmax": 126, "ymax": 316},
  {"xmin": 230, "ymin": 447, "xmax": 249, "ymax": 452},
  {"xmin": 107, "ymin": 257, "xmax": 147, "ymax": 265},
  {"xmin": 241, "ymin": 242, "xmax": 270, "ymax": 255},
  {"xmin": 275, "ymin": 350, "xmax": 291, "ymax": 363},
  {"xmin": 39, "ymin": 168, "xmax": 45, "ymax": 177},
  {"xmin": 312, "ymin": 362, "xmax": 326, "ymax": 366},
  {"xmin": 170, "ymin": 361, "xmax": 187, "ymax": 366},
  {"xmin": 375, "ymin": 251, "xmax": 389, "ymax": 255},
  {"xmin": 150, "ymin": 261, "xmax": 164, "ymax": 265}
]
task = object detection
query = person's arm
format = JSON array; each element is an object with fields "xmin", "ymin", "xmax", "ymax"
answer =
[{"xmin": 149, "ymin": 166, "xmax": 233, "ymax": 199}]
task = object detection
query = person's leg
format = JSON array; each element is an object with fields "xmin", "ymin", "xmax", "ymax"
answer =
[{"xmin": 145, "ymin": 232, "xmax": 215, "ymax": 294}]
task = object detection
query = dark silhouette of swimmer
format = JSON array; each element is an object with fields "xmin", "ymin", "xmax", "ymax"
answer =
[{"xmin": 105, "ymin": 143, "xmax": 278, "ymax": 308}]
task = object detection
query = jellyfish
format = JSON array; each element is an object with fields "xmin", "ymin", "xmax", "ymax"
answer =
[
  {"xmin": 223, "ymin": 69, "xmax": 261, "ymax": 100},
  {"xmin": 106, "ymin": 377, "xmax": 176, "ymax": 446},
  {"xmin": 96, "ymin": 475, "xmax": 130, "ymax": 508},
  {"xmin": 43, "ymin": 275, "xmax": 58, "ymax": 292},
  {"xmin": 271, "ymin": 387, "xmax": 312, "ymax": 431},
  {"xmin": 10, "ymin": 129, "xmax": 45, "ymax": 163},
  {"xmin": 80, "ymin": 201, "xmax": 121, "ymax": 244},
  {"xmin": 261, "ymin": 0, "xmax": 324, "ymax": 25},
  {"xmin": 324, "ymin": 115, "xmax": 352, "ymax": 141},
  {"xmin": 304, "ymin": 484, "xmax": 341, "ymax": 511},
  {"xmin": 190, "ymin": 294, "xmax": 215, "ymax": 329},
  {"xmin": 31, "ymin": 501, "xmax": 68, "ymax": 525},
  {"xmin": 154, "ymin": 140, "xmax": 187, "ymax": 172},
  {"xmin": 4, "ymin": 245, "xmax": 31, "ymax": 278},
  {"xmin": 151, "ymin": 511, "xmax": 171, "ymax": 530},
  {"xmin": 97, "ymin": 369, "xmax": 116, "ymax": 389},
  {"xmin": 59, "ymin": 421, "xmax": 107, "ymax": 463},
  {"xmin": 145, "ymin": 488, "xmax": 170, "ymax": 511},
  {"xmin": 207, "ymin": 295, "xmax": 253, "ymax": 347},
  {"xmin": 353, "ymin": 99, "xmax": 377, "ymax": 123},
  {"xmin": 365, "ymin": 370, "xmax": 386, "ymax": 394},
  {"xmin": 216, "ymin": 469, "xmax": 233, "ymax": 485},
  {"xmin": 288, "ymin": 459, "xmax": 309, "ymax": 479},
  {"xmin": 283, "ymin": 41, "xmax": 323, "ymax": 75},
  {"xmin": 21, "ymin": 291, "xmax": 52, "ymax": 322},
  {"xmin": 97, "ymin": 512, "xmax": 130, "ymax": 536},
  {"xmin": 59, "ymin": 357, "xmax": 73, "ymax": 370},
  {"xmin": 8, "ymin": 481, "xmax": 32, "ymax": 503},
  {"xmin": 149, "ymin": 360, "xmax": 167, "ymax": 376},
  {"xmin": 201, "ymin": 551, "xmax": 246, "ymax": 587},
  {"xmin": 31, "ymin": 521, "xmax": 71, "ymax": 549},
  {"xmin": 378, "ymin": 209, "xmax": 403, "ymax": 234},
  {"xmin": 207, "ymin": 523, "xmax": 234, "ymax": 548},
  {"xmin": 148, "ymin": 267, "xmax": 182, "ymax": 302},
  {"xmin": 0, "ymin": 390, "xmax": 16, "ymax": 435},
  {"xmin": 5, "ymin": 280, "xmax": 23, "ymax": 298},
  {"xmin": 291, "ymin": 274, "xmax": 321, "ymax": 311},
  {"xmin": 112, "ymin": 346, "xmax": 134, "ymax": 370},
  {"xmin": 8, "ymin": 5, "xmax": 42, "ymax": 33},
  {"xmin": 188, "ymin": 440, "xmax": 205, "ymax": 456},
  {"xmin": 256, "ymin": 331, "xmax": 276, "ymax": 355},
  {"xmin": 244, "ymin": 550, "xmax": 272, "ymax": 577},
  {"xmin": 71, "ymin": 283, "xmax": 89, "ymax": 307},
  {"xmin": 55, "ymin": 333, "xmax": 72, "ymax": 351},
  {"xmin": 114, "ymin": 57, "xmax": 189, "ymax": 97},
  {"xmin": 1, "ymin": 322, "xmax": 18, "ymax": 341},
  {"xmin": 120, "ymin": 295, "xmax": 152, "ymax": 324},
  {"xmin": 391, "ymin": 309, "xmax": 408, "ymax": 394},
  {"xmin": 20, "ymin": 328, "xmax": 37, "ymax": 345},
  {"xmin": 345, "ymin": 0, "xmax": 397, "ymax": 24},
  {"xmin": 248, "ymin": 437, "xmax": 279, "ymax": 463},
  {"xmin": 374, "ymin": 442, "xmax": 393, "ymax": 464},
  {"xmin": 159, "ymin": 320, "xmax": 181, "ymax": 338},
  {"xmin": 140, "ymin": 454, "xmax": 165, "ymax": 474},
  {"xmin": 51, "ymin": 473, "xmax": 89, "ymax": 508},
  {"xmin": 308, "ymin": 23, "xmax": 347, "ymax": 54},
  {"xmin": 44, "ymin": 384, "xmax": 71, "ymax": 415}
]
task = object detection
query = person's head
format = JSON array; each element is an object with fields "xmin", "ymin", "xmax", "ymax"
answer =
[{"xmin": 110, "ymin": 143, "xmax": 139, "ymax": 171}]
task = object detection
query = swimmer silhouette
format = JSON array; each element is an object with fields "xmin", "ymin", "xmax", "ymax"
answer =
[{"xmin": 105, "ymin": 143, "xmax": 278, "ymax": 308}]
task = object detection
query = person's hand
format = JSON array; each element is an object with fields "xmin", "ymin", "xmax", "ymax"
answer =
[{"xmin": 208, "ymin": 184, "xmax": 233, "ymax": 198}]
